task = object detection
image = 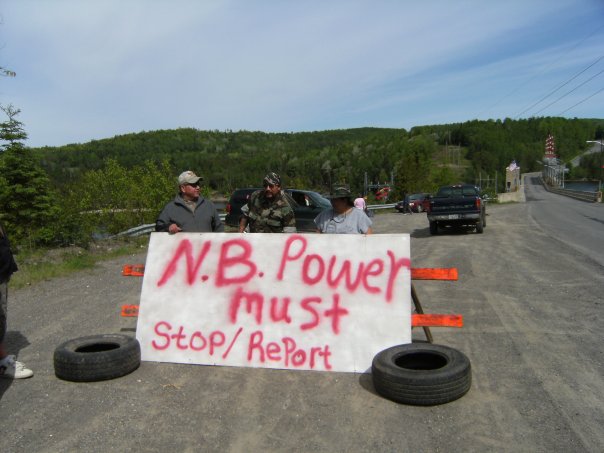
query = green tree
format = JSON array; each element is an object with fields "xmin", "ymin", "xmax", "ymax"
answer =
[
  {"xmin": 76, "ymin": 158, "xmax": 178, "ymax": 235},
  {"xmin": 428, "ymin": 166, "xmax": 458, "ymax": 192},
  {"xmin": 393, "ymin": 136, "xmax": 435, "ymax": 195},
  {"xmin": 0, "ymin": 105, "xmax": 60, "ymax": 246}
]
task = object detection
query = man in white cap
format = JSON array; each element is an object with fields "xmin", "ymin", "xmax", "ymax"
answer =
[{"xmin": 156, "ymin": 170, "xmax": 224, "ymax": 233}]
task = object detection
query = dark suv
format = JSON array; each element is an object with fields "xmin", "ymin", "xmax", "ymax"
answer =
[{"xmin": 225, "ymin": 188, "xmax": 331, "ymax": 232}]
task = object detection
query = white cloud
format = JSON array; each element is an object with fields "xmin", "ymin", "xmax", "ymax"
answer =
[{"xmin": 1, "ymin": 0, "xmax": 602, "ymax": 146}]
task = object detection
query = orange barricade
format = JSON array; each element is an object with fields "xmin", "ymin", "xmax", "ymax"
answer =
[
  {"xmin": 409, "ymin": 267, "xmax": 463, "ymax": 343},
  {"xmin": 411, "ymin": 267, "xmax": 458, "ymax": 281},
  {"xmin": 121, "ymin": 304, "xmax": 140, "ymax": 317},
  {"xmin": 122, "ymin": 264, "xmax": 145, "ymax": 277},
  {"xmin": 411, "ymin": 314, "xmax": 463, "ymax": 328}
]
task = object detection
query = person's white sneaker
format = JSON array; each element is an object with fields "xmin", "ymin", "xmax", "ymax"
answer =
[{"xmin": 0, "ymin": 355, "xmax": 33, "ymax": 379}]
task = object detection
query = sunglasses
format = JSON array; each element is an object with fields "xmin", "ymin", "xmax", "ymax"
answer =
[
  {"xmin": 264, "ymin": 182, "xmax": 276, "ymax": 188},
  {"xmin": 185, "ymin": 183, "xmax": 200, "ymax": 188}
]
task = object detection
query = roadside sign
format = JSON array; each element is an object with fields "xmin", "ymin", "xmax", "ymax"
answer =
[{"xmin": 136, "ymin": 233, "xmax": 411, "ymax": 373}]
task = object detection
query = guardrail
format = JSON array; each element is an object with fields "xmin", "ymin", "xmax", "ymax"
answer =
[
  {"xmin": 114, "ymin": 224, "xmax": 156, "ymax": 237},
  {"xmin": 116, "ymin": 206, "xmax": 400, "ymax": 237},
  {"xmin": 115, "ymin": 213, "xmax": 227, "ymax": 238},
  {"xmin": 367, "ymin": 203, "xmax": 396, "ymax": 210},
  {"xmin": 541, "ymin": 177, "xmax": 601, "ymax": 203}
]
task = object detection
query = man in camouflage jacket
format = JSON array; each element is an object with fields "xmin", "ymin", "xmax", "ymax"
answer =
[{"xmin": 239, "ymin": 172, "xmax": 296, "ymax": 233}]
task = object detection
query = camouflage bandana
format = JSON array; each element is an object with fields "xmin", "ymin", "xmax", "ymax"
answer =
[
  {"xmin": 263, "ymin": 172, "xmax": 282, "ymax": 187},
  {"xmin": 330, "ymin": 185, "xmax": 352, "ymax": 199}
]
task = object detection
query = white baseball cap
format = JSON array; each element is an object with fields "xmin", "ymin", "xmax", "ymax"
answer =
[{"xmin": 178, "ymin": 171, "xmax": 203, "ymax": 185}]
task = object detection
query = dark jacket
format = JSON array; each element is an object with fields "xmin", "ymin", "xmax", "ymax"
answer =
[
  {"xmin": 0, "ymin": 223, "xmax": 18, "ymax": 283},
  {"xmin": 156, "ymin": 195, "xmax": 224, "ymax": 233}
]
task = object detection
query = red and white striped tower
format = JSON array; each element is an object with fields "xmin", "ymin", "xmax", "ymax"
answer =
[{"xmin": 545, "ymin": 134, "xmax": 556, "ymax": 159}]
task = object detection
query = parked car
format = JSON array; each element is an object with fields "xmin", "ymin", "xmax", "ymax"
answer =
[
  {"xmin": 427, "ymin": 184, "xmax": 486, "ymax": 234},
  {"xmin": 395, "ymin": 193, "xmax": 431, "ymax": 213},
  {"xmin": 408, "ymin": 193, "xmax": 431, "ymax": 213},
  {"xmin": 285, "ymin": 188, "xmax": 333, "ymax": 231},
  {"xmin": 394, "ymin": 199, "xmax": 407, "ymax": 213},
  {"xmin": 224, "ymin": 188, "xmax": 332, "ymax": 232}
]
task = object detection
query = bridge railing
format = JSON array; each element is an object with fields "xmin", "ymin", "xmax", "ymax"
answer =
[{"xmin": 541, "ymin": 177, "xmax": 601, "ymax": 203}]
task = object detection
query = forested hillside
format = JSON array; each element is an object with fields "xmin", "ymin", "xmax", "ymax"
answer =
[
  {"xmin": 1, "ymin": 113, "xmax": 603, "ymax": 248},
  {"xmin": 32, "ymin": 117, "xmax": 603, "ymax": 197},
  {"xmin": 33, "ymin": 127, "xmax": 407, "ymax": 194}
]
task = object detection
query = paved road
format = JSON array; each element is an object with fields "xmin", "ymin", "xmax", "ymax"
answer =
[
  {"xmin": 524, "ymin": 173, "xmax": 604, "ymax": 267},
  {"xmin": 569, "ymin": 142, "xmax": 602, "ymax": 167},
  {"xmin": 2, "ymin": 191, "xmax": 603, "ymax": 452}
]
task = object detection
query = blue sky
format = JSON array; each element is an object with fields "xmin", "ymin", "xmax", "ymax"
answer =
[{"xmin": 1, "ymin": 0, "xmax": 603, "ymax": 148}]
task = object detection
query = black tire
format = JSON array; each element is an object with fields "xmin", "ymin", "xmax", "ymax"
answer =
[
  {"xmin": 372, "ymin": 343, "xmax": 471, "ymax": 406},
  {"xmin": 54, "ymin": 334, "xmax": 141, "ymax": 382},
  {"xmin": 476, "ymin": 219, "xmax": 484, "ymax": 234},
  {"xmin": 429, "ymin": 221, "xmax": 438, "ymax": 235}
]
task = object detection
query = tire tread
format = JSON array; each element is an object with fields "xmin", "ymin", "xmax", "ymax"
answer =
[
  {"xmin": 54, "ymin": 334, "xmax": 141, "ymax": 382},
  {"xmin": 372, "ymin": 343, "xmax": 471, "ymax": 406}
]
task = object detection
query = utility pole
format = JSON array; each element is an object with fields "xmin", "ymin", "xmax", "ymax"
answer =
[{"xmin": 598, "ymin": 137, "xmax": 604, "ymax": 192}]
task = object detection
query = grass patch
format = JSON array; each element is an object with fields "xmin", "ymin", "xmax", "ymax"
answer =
[
  {"xmin": 61, "ymin": 254, "xmax": 97, "ymax": 271},
  {"xmin": 10, "ymin": 236, "xmax": 148, "ymax": 289}
]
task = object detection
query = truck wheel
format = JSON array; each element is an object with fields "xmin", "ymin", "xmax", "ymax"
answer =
[
  {"xmin": 372, "ymin": 343, "xmax": 471, "ymax": 406},
  {"xmin": 54, "ymin": 334, "xmax": 141, "ymax": 382},
  {"xmin": 476, "ymin": 219, "xmax": 484, "ymax": 234},
  {"xmin": 429, "ymin": 221, "xmax": 438, "ymax": 235}
]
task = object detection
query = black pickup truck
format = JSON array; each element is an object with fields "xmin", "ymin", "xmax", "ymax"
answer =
[{"xmin": 427, "ymin": 184, "xmax": 486, "ymax": 235}]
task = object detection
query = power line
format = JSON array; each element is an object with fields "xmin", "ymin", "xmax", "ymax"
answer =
[
  {"xmin": 514, "ymin": 55, "xmax": 603, "ymax": 117},
  {"xmin": 532, "ymin": 67, "xmax": 604, "ymax": 115},
  {"xmin": 557, "ymin": 86, "xmax": 604, "ymax": 115},
  {"xmin": 477, "ymin": 23, "xmax": 604, "ymax": 118}
]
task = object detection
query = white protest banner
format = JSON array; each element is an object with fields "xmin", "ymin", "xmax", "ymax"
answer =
[{"xmin": 136, "ymin": 232, "xmax": 411, "ymax": 373}]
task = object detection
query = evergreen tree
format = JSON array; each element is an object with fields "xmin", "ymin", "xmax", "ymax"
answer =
[
  {"xmin": 393, "ymin": 136, "xmax": 435, "ymax": 195},
  {"xmin": 0, "ymin": 105, "xmax": 59, "ymax": 245}
]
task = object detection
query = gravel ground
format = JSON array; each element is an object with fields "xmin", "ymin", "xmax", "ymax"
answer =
[{"xmin": 2, "ymin": 200, "xmax": 604, "ymax": 452}]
